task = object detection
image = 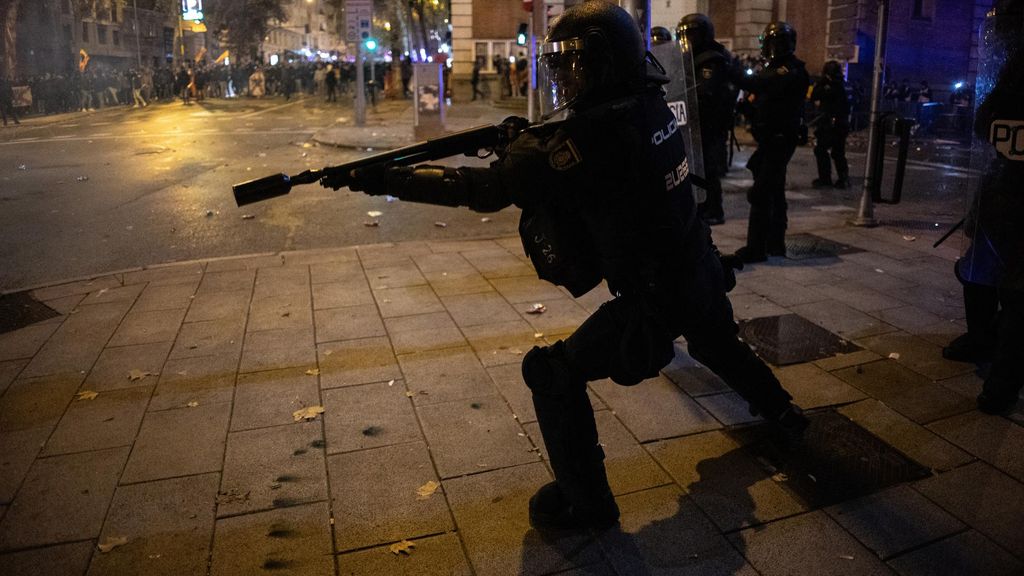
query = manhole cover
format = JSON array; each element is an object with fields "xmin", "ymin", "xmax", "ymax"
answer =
[
  {"xmin": 738, "ymin": 314, "xmax": 860, "ymax": 366},
  {"xmin": 784, "ymin": 233, "xmax": 865, "ymax": 260},
  {"xmin": 0, "ymin": 291, "xmax": 61, "ymax": 335},
  {"xmin": 731, "ymin": 410, "xmax": 932, "ymax": 508}
]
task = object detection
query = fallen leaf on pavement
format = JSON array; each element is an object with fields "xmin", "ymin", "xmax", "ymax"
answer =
[
  {"xmin": 127, "ymin": 369, "xmax": 155, "ymax": 381},
  {"xmin": 526, "ymin": 303, "xmax": 546, "ymax": 314},
  {"xmin": 305, "ymin": 369, "xmax": 320, "ymax": 376},
  {"xmin": 390, "ymin": 540, "xmax": 416, "ymax": 555},
  {"xmin": 416, "ymin": 480, "xmax": 440, "ymax": 500},
  {"xmin": 97, "ymin": 536, "xmax": 128, "ymax": 553},
  {"xmin": 75, "ymin": 390, "xmax": 99, "ymax": 401},
  {"xmin": 534, "ymin": 333, "xmax": 544, "ymax": 339},
  {"xmin": 293, "ymin": 405, "xmax": 325, "ymax": 422}
]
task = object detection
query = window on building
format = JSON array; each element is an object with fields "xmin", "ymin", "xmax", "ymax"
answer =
[
  {"xmin": 98, "ymin": 24, "xmax": 107, "ymax": 44},
  {"xmin": 472, "ymin": 40, "xmax": 515, "ymax": 72},
  {"xmin": 62, "ymin": 0, "xmax": 70, "ymax": 15},
  {"xmin": 113, "ymin": 30, "xmax": 120, "ymax": 46},
  {"xmin": 82, "ymin": 21, "xmax": 90, "ymax": 43},
  {"xmin": 64, "ymin": 24, "xmax": 72, "ymax": 43},
  {"xmin": 912, "ymin": 0, "xmax": 934, "ymax": 20},
  {"xmin": 111, "ymin": 1, "xmax": 119, "ymax": 22}
]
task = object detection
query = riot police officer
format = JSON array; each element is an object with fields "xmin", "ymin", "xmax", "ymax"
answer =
[
  {"xmin": 348, "ymin": 1, "xmax": 807, "ymax": 530},
  {"xmin": 943, "ymin": 0, "xmax": 1023, "ymax": 415},
  {"xmin": 677, "ymin": 13, "xmax": 736, "ymax": 225},
  {"xmin": 730, "ymin": 22, "xmax": 809, "ymax": 263},
  {"xmin": 810, "ymin": 60, "xmax": 851, "ymax": 189}
]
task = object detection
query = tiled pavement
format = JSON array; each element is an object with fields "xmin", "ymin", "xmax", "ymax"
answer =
[{"xmin": 2, "ymin": 182, "xmax": 1024, "ymax": 574}]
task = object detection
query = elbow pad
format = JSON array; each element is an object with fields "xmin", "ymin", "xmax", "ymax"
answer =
[
  {"xmin": 388, "ymin": 165, "xmax": 469, "ymax": 207},
  {"xmin": 389, "ymin": 165, "xmax": 512, "ymax": 212}
]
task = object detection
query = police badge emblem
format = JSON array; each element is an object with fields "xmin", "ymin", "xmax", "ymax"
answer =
[
  {"xmin": 549, "ymin": 139, "xmax": 582, "ymax": 170},
  {"xmin": 702, "ymin": 67, "xmax": 713, "ymax": 80}
]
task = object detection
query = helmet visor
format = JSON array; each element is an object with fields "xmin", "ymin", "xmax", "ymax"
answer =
[{"xmin": 538, "ymin": 38, "xmax": 586, "ymax": 120}]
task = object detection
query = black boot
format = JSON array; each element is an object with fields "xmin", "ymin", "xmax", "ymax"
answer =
[
  {"xmin": 523, "ymin": 345, "xmax": 620, "ymax": 531},
  {"xmin": 811, "ymin": 177, "xmax": 833, "ymax": 188}
]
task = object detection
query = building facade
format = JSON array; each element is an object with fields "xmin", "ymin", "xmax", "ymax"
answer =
[{"xmin": 449, "ymin": 0, "xmax": 994, "ymax": 105}]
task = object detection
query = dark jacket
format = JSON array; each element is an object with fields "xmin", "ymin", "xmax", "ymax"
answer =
[{"xmin": 732, "ymin": 54, "xmax": 809, "ymax": 142}]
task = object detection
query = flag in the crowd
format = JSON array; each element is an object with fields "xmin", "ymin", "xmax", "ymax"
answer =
[
  {"xmin": 214, "ymin": 50, "xmax": 230, "ymax": 64},
  {"xmin": 195, "ymin": 46, "xmax": 208, "ymax": 63},
  {"xmin": 79, "ymin": 49, "xmax": 90, "ymax": 72}
]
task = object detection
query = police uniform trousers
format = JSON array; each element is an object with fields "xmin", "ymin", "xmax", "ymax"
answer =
[
  {"xmin": 522, "ymin": 233, "xmax": 795, "ymax": 509},
  {"xmin": 813, "ymin": 124, "xmax": 849, "ymax": 183},
  {"xmin": 745, "ymin": 134, "xmax": 797, "ymax": 256},
  {"xmin": 698, "ymin": 129, "xmax": 729, "ymax": 221}
]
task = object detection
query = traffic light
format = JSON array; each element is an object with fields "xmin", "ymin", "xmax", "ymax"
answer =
[
  {"xmin": 516, "ymin": 23, "xmax": 528, "ymax": 46},
  {"xmin": 365, "ymin": 37, "xmax": 377, "ymax": 51}
]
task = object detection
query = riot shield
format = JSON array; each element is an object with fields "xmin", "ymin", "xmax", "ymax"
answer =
[
  {"xmin": 650, "ymin": 35, "xmax": 706, "ymax": 203},
  {"xmin": 958, "ymin": 2, "xmax": 1024, "ymax": 289}
]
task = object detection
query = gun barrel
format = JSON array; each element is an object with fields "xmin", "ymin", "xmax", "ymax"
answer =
[{"xmin": 232, "ymin": 173, "xmax": 293, "ymax": 206}]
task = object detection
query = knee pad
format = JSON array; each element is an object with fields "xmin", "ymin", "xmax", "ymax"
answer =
[{"xmin": 522, "ymin": 342, "xmax": 582, "ymax": 397}]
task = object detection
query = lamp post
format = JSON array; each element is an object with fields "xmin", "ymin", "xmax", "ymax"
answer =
[
  {"xmin": 854, "ymin": 0, "xmax": 891, "ymax": 228},
  {"xmin": 132, "ymin": 0, "xmax": 142, "ymax": 67}
]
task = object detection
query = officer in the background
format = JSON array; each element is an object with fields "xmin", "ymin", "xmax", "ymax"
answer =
[
  {"xmin": 943, "ymin": 0, "xmax": 1023, "ymax": 415},
  {"xmin": 729, "ymin": 22, "xmax": 809, "ymax": 263},
  {"xmin": 678, "ymin": 13, "xmax": 736, "ymax": 225},
  {"xmin": 348, "ymin": 1, "xmax": 808, "ymax": 531},
  {"xmin": 810, "ymin": 60, "xmax": 851, "ymax": 189}
]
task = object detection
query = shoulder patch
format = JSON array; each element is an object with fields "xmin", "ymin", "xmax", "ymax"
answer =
[
  {"xmin": 701, "ymin": 67, "xmax": 713, "ymax": 80},
  {"xmin": 549, "ymin": 138, "xmax": 582, "ymax": 171}
]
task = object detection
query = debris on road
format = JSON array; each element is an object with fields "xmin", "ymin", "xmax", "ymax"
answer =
[
  {"xmin": 241, "ymin": 214, "xmax": 255, "ymax": 220},
  {"xmin": 76, "ymin": 176, "xmax": 89, "ymax": 182},
  {"xmin": 526, "ymin": 303, "xmax": 547, "ymax": 314},
  {"xmin": 416, "ymin": 480, "xmax": 440, "ymax": 500},
  {"xmin": 97, "ymin": 536, "xmax": 129, "ymax": 553},
  {"xmin": 434, "ymin": 221, "xmax": 448, "ymax": 228},
  {"xmin": 127, "ymin": 369, "xmax": 155, "ymax": 381},
  {"xmin": 75, "ymin": 390, "xmax": 99, "ymax": 401},
  {"xmin": 390, "ymin": 540, "xmax": 416, "ymax": 555},
  {"xmin": 293, "ymin": 405, "xmax": 325, "ymax": 422}
]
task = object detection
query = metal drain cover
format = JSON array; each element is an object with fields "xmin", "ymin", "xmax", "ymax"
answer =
[
  {"xmin": 785, "ymin": 233, "xmax": 865, "ymax": 260},
  {"xmin": 738, "ymin": 314, "xmax": 860, "ymax": 366},
  {"xmin": 0, "ymin": 291, "xmax": 61, "ymax": 335},
  {"xmin": 732, "ymin": 410, "xmax": 931, "ymax": 508}
]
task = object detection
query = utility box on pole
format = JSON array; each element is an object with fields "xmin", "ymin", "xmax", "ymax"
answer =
[
  {"xmin": 413, "ymin": 63, "xmax": 446, "ymax": 140},
  {"xmin": 346, "ymin": 0, "xmax": 372, "ymax": 126}
]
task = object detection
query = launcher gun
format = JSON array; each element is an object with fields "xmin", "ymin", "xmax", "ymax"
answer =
[{"xmin": 232, "ymin": 119, "xmax": 528, "ymax": 207}]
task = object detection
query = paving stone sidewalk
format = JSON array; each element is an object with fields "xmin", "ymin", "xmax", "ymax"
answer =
[{"xmin": 1, "ymin": 100, "xmax": 1023, "ymax": 575}]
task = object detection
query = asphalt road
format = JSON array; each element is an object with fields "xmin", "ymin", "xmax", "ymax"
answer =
[{"xmin": 0, "ymin": 96, "xmax": 520, "ymax": 292}]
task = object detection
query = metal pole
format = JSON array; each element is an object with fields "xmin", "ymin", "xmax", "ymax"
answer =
[
  {"xmin": 132, "ymin": 0, "xmax": 142, "ymax": 68},
  {"xmin": 527, "ymin": 1, "xmax": 540, "ymax": 123},
  {"xmin": 355, "ymin": 41, "xmax": 366, "ymax": 125},
  {"xmin": 854, "ymin": 0, "xmax": 890, "ymax": 228}
]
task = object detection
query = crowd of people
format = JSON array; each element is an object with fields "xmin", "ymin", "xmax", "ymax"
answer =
[{"xmin": 4, "ymin": 58, "xmax": 409, "ymax": 119}]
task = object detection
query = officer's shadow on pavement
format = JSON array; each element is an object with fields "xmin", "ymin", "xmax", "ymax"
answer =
[{"xmin": 517, "ymin": 450, "xmax": 758, "ymax": 575}]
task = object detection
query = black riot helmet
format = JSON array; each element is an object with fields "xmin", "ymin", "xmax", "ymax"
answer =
[
  {"xmin": 537, "ymin": 0, "xmax": 647, "ymax": 119},
  {"xmin": 822, "ymin": 60, "xmax": 844, "ymax": 81},
  {"xmin": 651, "ymin": 26, "xmax": 673, "ymax": 46},
  {"xmin": 677, "ymin": 13, "xmax": 715, "ymax": 53},
  {"xmin": 760, "ymin": 21, "xmax": 797, "ymax": 62}
]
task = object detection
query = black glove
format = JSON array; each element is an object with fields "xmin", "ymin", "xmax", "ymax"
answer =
[
  {"xmin": 496, "ymin": 115, "xmax": 530, "ymax": 157},
  {"xmin": 718, "ymin": 252, "xmax": 744, "ymax": 293},
  {"xmin": 348, "ymin": 162, "xmax": 390, "ymax": 196}
]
